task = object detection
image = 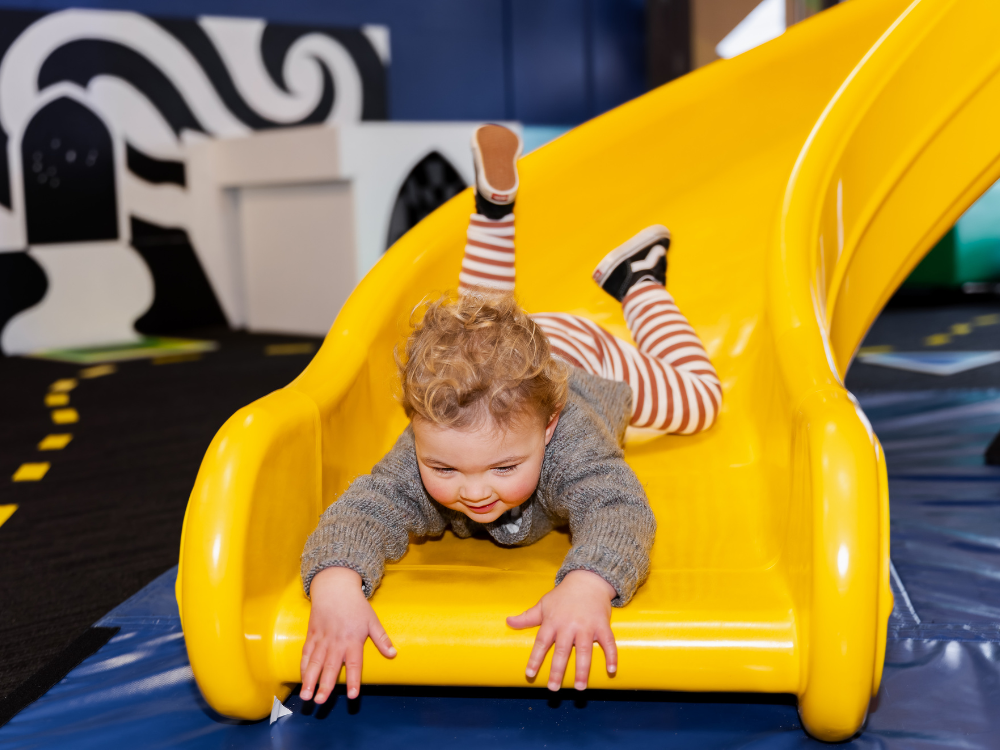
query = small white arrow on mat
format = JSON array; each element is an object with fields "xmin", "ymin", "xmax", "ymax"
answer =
[{"xmin": 270, "ymin": 696, "xmax": 293, "ymax": 725}]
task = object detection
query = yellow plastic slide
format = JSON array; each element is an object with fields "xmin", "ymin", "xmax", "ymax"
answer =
[{"xmin": 176, "ymin": 0, "xmax": 1000, "ymax": 740}]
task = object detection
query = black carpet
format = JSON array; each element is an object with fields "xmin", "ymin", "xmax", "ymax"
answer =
[
  {"xmin": 0, "ymin": 626, "xmax": 119, "ymax": 727},
  {"xmin": 0, "ymin": 328, "xmax": 321, "ymax": 703}
]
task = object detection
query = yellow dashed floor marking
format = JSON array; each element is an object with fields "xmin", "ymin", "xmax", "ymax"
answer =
[
  {"xmin": 152, "ymin": 353, "xmax": 202, "ymax": 365},
  {"xmin": 0, "ymin": 504, "xmax": 17, "ymax": 528},
  {"xmin": 921, "ymin": 314, "xmax": 1000, "ymax": 348},
  {"xmin": 51, "ymin": 408, "xmax": 79, "ymax": 424},
  {"xmin": 38, "ymin": 434, "xmax": 73, "ymax": 451},
  {"xmin": 49, "ymin": 378, "xmax": 78, "ymax": 393},
  {"xmin": 79, "ymin": 364, "xmax": 116, "ymax": 379},
  {"xmin": 45, "ymin": 392, "xmax": 69, "ymax": 407},
  {"xmin": 265, "ymin": 343, "xmax": 316, "ymax": 356},
  {"xmin": 13, "ymin": 463, "xmax": 50, "ymax": 481}
]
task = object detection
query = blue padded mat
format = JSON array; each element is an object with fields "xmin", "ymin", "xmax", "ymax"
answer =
[
  {"xmin": 2, "ymin": 569, "xmax": 998, "ymax": 749},
  {"xmin": 3, "ymin": 390, "xmax": 1000, "ymax": 748},
  {"xmin": 863, "ymin": 390, "xmax": 1000, "ymax": 637}
]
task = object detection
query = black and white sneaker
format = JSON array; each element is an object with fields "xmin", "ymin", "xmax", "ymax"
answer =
[{"xmin": 592, "ymin": 225, "xmax": 671, "ymax": 302}]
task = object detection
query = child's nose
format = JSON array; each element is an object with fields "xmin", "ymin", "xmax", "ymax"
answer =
[{"xmin": 460, "ymin": 479, "xmax": 492, "ymax": 502}]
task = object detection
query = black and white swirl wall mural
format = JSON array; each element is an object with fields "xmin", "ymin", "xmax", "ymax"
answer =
[{"xmin": 0, "ymin": 8, "xmax": 480, "ymax": 354}]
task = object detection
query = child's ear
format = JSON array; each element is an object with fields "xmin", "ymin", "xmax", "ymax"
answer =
[{"xmin": 544, "ymin": 411, "xmax": 561, "ymax": 445}]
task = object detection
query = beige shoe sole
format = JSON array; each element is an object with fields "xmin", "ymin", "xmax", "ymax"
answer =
[{"xmin": 472, "ymin": 124, "xmax": 522, "ymax": 204}]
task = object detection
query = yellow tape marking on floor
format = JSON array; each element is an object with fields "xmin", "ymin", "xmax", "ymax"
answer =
[
  {"xmin": 951, "ymin": 323, "xmax": 972, "ymax": 335},
  {"xmin": 925, "ymin": 333, "xmax": 951, "ymax": 346},
  {"xmin": 152, "ymin": 353, "xmax": 202, "ymax": 365},
  {"xmin": 0, "ymin": 504, "xmax": 17, "ymax": 528},
  {"xmin": 51, "ymin": 408, "xmax": 79, "ymax": 424},
  {"xmin": 974, "ymin": 314, "xmax": 1000, "ymax": 326},
  {"xmin": 38, "ymin": 434, "xmax": 73, "ymax": 451},
  {"xmin": 79, "ymin": 364, "xmax": 117, "ymax": 379},
  {"xmin": 45, "ymin": 393, "xmax": 69, "ymax": 407},
  {"xmin": 858, "ymin": 345, "xmax": 894, "ymax": 355},
  {"xmin": 49, "ymin": 378, "xmax": 78, "ymax": 393},
  {"xmin": 13, "ymin": 463, "xmax": 49, "ymax": 481},
  {"xmin": 265, "ymin": 343, "xmax": 317, "ymax": 356}
]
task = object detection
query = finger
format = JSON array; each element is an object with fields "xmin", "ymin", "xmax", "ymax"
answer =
[
  {"xmin": 596, "ymin": 627, "xmax": 618, "ymax": 675},
  {"xmin": 344, "ymin": 643, "xmax": 364, "ymax": 700},
  {"xmin": 369, "ymin": 616, "xmax": 397, "ymax": 659},
  {"xmin": 547, "ymin": 634, "xmax": 574, "ymax": 692},
  {"xmin": 299, "ymin": 638, "xmax": 316, "ymax": 695},
  {"xmin": 525, "ymin": 626, "xmax": 554, "ymax": 679},
  {"xmin": 574, "ymin": 633, "xmax": 594, "ymax": 691},
  {"xmin": 314, "ymin": 649, "xmax": 343, "ymax": 704},
  {"xmin": 506, "ymin": 603, "xmax": 543, "ymax": 630},
  {"xmin": 300, "ymin": 643, "xmax": 327, "ymax": 701}
]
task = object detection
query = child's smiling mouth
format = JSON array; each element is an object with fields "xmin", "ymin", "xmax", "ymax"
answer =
[{"xmin": 464, "ymin": 499, "xmax": 500, "ymax": 514}]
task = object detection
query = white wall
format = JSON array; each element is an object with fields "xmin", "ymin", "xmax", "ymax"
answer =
[{"xmin": 185, "ymin": 121, "xmax": 518, "ymax": 337}]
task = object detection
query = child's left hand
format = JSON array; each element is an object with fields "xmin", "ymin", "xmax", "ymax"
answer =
[{"xmin": 506, "ymin": 569, "xmax": 617, "ymax": 691}]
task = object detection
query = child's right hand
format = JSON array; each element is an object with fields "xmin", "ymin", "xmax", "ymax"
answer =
[{"xmin": 299, "ymin": 566, "xmax": 396, "ymax": 702}]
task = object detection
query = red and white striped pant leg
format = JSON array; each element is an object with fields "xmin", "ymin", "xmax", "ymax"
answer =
[
  {"xmin": 531, "ymin": 313, "xmax": 656, "ymax": 427},
  {"xmin": 621, "ymin": 279, "xmax": 721, "ymax": 433},
  {"xmin": 532, "ymin": 283, "xmax": 720, "ymax": 434},
  {"xmin": 458, "ymin": 213, "xmax": 516, "ymax": 295},
  {"xmin": 530, "ymin": 313, "xmax": 622, "ymax": 379}
]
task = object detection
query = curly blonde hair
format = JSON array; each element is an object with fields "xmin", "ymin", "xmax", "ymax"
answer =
[{"xmin": 397, "ymin": 293, "xmax": 569, "ymax": 430}]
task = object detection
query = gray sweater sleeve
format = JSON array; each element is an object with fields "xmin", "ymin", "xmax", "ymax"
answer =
[
  {"xmin": 300, "ymin": 427, "xmax": 446, "ymax": 598},
  {"xmin": 543, "ymin": 376, "xmax": 657, "ymax": 607}
]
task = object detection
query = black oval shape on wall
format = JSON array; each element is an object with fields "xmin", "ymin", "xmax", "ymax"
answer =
[{"xmin": 386, "ymin": 151, "xmax": 466, "ymax": 250}]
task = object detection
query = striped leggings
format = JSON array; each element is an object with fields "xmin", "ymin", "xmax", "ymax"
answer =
[{"xmin": 459, "ymin": 213, "xmax": 721, "ymax": 434}]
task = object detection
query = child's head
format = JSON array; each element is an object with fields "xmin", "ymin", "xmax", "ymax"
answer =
[{"xmin": 398, "ymin": 293, "xmax": 568, "ymax": 523}]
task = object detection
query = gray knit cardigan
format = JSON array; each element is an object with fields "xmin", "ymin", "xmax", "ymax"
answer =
[{"xmin": 300, "ymin": 369, "xmax": 656, "ymax": 606}]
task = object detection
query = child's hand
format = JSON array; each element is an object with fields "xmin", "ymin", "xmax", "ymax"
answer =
[
  {"xmin": 300, "ymin": 566, "xmax": 396, "ymax": 702},
  {"xmin": 506, "ymin": 569, "xmax": 617, "ymax": 691}
]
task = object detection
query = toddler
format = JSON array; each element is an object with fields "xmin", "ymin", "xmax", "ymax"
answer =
[{"xmin": 299, "ymin": 124, "xmax": 721, "ymax": 704}]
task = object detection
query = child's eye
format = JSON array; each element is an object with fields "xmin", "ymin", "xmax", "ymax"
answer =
[
  {"xmin": 493, "ymin": 465, "xmax": 517, "ymax": 475},
  {"xmin": 434, "ymin": 467, "xmax": 455, "ymax": 474}
]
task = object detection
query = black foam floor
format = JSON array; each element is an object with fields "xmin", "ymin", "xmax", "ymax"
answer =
[{"xmin": 0, "ymin": 328, "xmax": 321, "ymax": 701}]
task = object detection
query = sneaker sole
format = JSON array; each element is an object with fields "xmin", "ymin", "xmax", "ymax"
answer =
[
  {"xmin": 472, "ymin": 125, "xmax": 521, "ymax": 203},
  {"xmin": 592, "ymin": 225, "xmax": 671, "ymax": 283}
]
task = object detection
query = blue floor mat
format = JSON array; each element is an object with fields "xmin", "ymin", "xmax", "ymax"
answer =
[
  {"xmin": 2, "ymin": 571, "xmax": 998, "ymax": 750},
  {"xmin": 863, "ymin": 390, "xmax": 1000, "ymax": 636},
  {"xmin": 4, "ymin": 390, "xmax": 1000, "ymax": 748}
]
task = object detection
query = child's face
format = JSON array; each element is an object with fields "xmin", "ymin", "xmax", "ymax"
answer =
[{"xmin": 412, "ymin": 410, "xmax": 560, "ymax": 524}]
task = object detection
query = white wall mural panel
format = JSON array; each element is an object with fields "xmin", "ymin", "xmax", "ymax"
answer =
[
  {"xmin": 0, "ymin": 8, "xmax": 390, "ymax": 354},
  {"xmin": 341, "ymin": 122, "xmax": 484, "ymax": 276},
  {"xmin": 5, "ymin": 241, "xmax": 154, "ymax": 353}
]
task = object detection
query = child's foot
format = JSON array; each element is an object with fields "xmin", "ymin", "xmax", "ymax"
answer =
[
  {"xmin": 592, "ymin": 225, "xmax": 671, "ymax": 302},
  {"xmin": 472, "ymin": 124, "xmax": 522, "ymax": 219}
]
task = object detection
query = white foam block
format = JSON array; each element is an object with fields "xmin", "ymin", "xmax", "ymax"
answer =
[{"xmin": 269, "ymin": 696, "xmax": 293, "ymax": 725}]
